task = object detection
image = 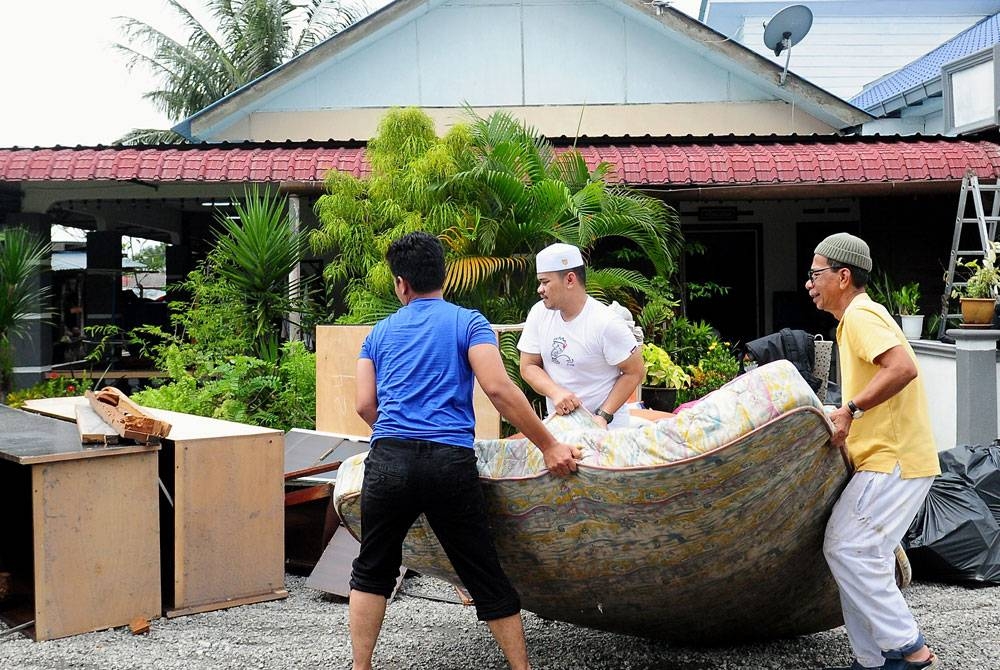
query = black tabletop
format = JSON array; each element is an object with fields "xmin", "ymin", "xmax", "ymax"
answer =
[{"xmin": 0, "ymin": 405, "xmax": 158, "ymax": 465}]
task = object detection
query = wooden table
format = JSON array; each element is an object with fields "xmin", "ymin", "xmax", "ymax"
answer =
[
  {"xmin": 0, "ymin": 405, "xmax": 161, "ymax": 641},
  {"xmin": 23, "ymin": 397, "xmax": 287, "ymax": 619}
]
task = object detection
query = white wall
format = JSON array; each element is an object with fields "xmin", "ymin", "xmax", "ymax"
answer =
[
  {"xmin": 737, "ymin": 15, "xmax": 983, "ymax": 99},
  {"xmin": 913, "ymin": 340, "xmax": 1000, "ymax": 452},
  {"xmin": 256, "ymin": 0, "xmax": 776, "ymax": 112}
]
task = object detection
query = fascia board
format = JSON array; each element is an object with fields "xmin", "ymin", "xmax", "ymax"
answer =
[{"xmin": 617, "ymin": 0, "xmax": 872, "ymax": 129}]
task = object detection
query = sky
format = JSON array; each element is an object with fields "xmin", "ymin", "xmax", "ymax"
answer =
[{"xmin": 0, "ymin": 0, "xmax": 702, "ymax": 148}]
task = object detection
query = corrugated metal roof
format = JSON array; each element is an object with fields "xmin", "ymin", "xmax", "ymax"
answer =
[
  {"xmin": 851, "ymin": 13, "xmax": 1000, "ymax": 112},
  {"xmin": 1, "ymin": 137, "xmax": 998, "ymax": 187}
]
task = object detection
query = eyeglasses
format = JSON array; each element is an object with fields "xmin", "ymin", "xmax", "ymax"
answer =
[{"xmin": 806, "ymin": 267, "xmax": 839, "ymax": 283}]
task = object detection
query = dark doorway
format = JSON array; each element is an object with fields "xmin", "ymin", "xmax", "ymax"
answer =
[{"xmin": 683, "ymin": 224, "xmax": 764, "ymax": 348}]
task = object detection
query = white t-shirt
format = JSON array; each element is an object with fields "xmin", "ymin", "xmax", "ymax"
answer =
[{"xmin": 518, "ymin": 296, "xmax": 639, "ymax": 427}]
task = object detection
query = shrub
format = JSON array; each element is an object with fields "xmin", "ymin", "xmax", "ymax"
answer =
[{"xmin": 5, "ymin": 377, "xmax": 93, "ymax": 408}]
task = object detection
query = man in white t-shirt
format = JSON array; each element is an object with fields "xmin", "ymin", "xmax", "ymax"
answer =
[{"xmin": 517, "ymin": 243, "xmax": 644, "ymax": 429}]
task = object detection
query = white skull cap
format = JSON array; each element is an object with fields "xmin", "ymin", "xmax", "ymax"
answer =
[{"xmin": 536, "ymin": 243, "xmax": 584, "ymax": 273}]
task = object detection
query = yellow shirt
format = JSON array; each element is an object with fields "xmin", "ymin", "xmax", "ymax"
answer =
[{"xmin": 836, "ymin": 294, "xmax": 941, "ymax": 478}]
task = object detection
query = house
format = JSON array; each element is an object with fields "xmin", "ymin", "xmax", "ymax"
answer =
[
  {"xmin": 852, "ymin": 13, "xmax": 1000, "ymax": 136},
  {"xmin": 700, "ymin": 0, "xmax": 1000, "ymax": 100},
  {"xmin": 2, "ymin": 0, "xmax": 997, "ymax": 435}
]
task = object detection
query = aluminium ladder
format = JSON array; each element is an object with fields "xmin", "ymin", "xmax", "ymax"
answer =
[{"xmin": 939, "ymin": 171, "xmax": 1000, "ymax": 338}]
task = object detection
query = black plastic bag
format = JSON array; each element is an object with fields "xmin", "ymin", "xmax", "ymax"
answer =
[
  {"xmin": 905, "ymin": 447, "xmax": 1000, "ymax": 583},
  {"xmin": 940, "ymin": 443, "xmax": 1000, "ymax": 524}
]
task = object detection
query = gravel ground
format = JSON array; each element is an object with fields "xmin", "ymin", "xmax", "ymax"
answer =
[{"xmin": 1, "ymin": 574, "xmax": 997, "ymax": 669}]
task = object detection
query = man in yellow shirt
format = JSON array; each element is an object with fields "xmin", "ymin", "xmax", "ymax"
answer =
[{"xmin": 807, "ymin": 233, "xmax": 941, "ymax": 670}]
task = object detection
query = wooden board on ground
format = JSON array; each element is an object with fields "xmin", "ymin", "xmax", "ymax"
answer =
[
  {"xmin": 74, "ymin": 404, "xmax": 119, "ymax": 445},
  {"xmin": 305, "ymin": 524, "xmax": 405, "ymax": 600}
]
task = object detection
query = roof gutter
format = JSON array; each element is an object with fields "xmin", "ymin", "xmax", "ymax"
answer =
[
  {"xmin": 645, "ymin": 179, "xmax": 964, "ymax": 201},
  {"xmin": 860, "ymin": 77, "xmax": 944, "ymax": 118}
]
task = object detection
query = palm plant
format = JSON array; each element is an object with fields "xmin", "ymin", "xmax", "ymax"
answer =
[
  {"xmin": 0, "ymin": 228, "xmax": 51, "ymax": 400},
  {"xmin": 443, "ymin": 109, "xmax": 683, "ymax": 317},
  {"xmin": 310, "ymin": 108, "xmax": 465, "ymax": 322},
  {"xmin": 212, "ymin": 186, "xmax": 305, "ymax": 360},
  {"xmin": 115, "ymin": 0, "xmax": 366, "ymax": 133},
  {"xmin": 310, "ymin": 107, "xmax": 683, "ymax": 325}
]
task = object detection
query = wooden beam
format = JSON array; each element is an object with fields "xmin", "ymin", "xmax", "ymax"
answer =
[
  {"xmin": 74, "ymin": 404, "xmax": 119, "ymax": 445},
  {"xmin": 85, "ymin": 388, "xmax": 171, "ymax": 443}
]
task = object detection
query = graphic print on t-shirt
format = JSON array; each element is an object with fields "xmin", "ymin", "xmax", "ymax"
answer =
[{"xmin": 550, "ymin": 336, "xmax": 575, "ymax": 366}]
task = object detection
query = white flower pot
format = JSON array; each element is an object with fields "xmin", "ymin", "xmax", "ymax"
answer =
[{"xmin": 900, "ymin": 314, "xmax": 924, "ymax": 340}]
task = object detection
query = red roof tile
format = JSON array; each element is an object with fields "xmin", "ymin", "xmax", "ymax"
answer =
[{"xmin": 0, "ymin": 139, "xmax": 998, "ymax": 186}]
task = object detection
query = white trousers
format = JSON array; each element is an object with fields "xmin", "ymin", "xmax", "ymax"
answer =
[{"xmin": 823, "ymin": 466, "xmax": 934, "ymax": 668}]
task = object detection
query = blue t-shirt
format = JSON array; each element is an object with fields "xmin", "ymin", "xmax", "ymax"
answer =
[{"xmin": 360, "ymin": 298, "xmax": 497, "ymax": 449}]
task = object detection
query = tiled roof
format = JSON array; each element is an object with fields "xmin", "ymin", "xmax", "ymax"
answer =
[
  {"xmin": 850, "ymin": 14, "xmax": 1000, "ymax": 112},
  {"xmin": 0, "ymin": 145, "xmax": 369, "ymax": 183},
  {"xmin": 1, "ymin": 138, "xmax": 998, "ymax": 186}
]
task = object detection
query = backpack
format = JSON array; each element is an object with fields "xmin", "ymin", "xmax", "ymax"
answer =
[{"xmin": 738, "ymin": 328, "xmax": 837, "ymax": 403}]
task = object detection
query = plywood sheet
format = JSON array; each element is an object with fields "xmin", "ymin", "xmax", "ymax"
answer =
[
  {"xmin": 284, "ymin": 428, "xmax": 369, "ymax": 482},
  {"xmin": 306, "ymin": 524, "xmax": 405, "ymax": 599},
  {"xmin": 316, "ymin": 325, "xmax": 503, "ymax": 439},
  {"xmin": 172, "ymin": 433, "xmax": 285, "ymax": 611},
  {"xmin": 32, "ymin": 451, "xmax": 161, "ymax": 640}
]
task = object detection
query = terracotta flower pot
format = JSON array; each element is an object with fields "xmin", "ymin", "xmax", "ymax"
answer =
[{"xmin": 960, "ymin": 297, "xmax": 997, "ymax": 326}]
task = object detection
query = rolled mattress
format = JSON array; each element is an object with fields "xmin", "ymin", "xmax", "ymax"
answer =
[{"xmin": 335, "ymin": 360, "xmax": 849, "ymax": 643}]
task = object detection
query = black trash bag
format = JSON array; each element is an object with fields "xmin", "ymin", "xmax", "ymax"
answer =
[
  {"xmin": 904, "ymin": 471, "xmax": 1000, "ymax": 583},
  {"xmin": 940, "ymin": 443, "xmax": 1000, "ymax": 525},
  {"xmin": 738, "ymin": 328, "xmax": 841, "ymax": 403}
]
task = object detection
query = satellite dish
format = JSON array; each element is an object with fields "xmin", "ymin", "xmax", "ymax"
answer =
[{"xmin": 763, "ymin": 4, "xmax": 813, "ymax": 85}]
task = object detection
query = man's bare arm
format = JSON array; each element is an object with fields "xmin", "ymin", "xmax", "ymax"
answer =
[
  {"xmin": 519, "ymin": 351, "xmax": 581, "ymax": 415},
  {"xmin": 474, "ymin": 344, "xmax": 580, "ymax": 475},
  {"xmin": 355, "ymin": 358, "xmax": 378, "ymax": 428}
]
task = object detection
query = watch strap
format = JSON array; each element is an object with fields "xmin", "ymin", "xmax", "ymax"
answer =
[{"xmin": 596, "ymin": 408, "xmax": 614, "ymax": 424}]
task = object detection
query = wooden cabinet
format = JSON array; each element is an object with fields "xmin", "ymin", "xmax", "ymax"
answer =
[
  {"xmin": 20, "ymin": 398, "xmax": 286, "ymax": 622},
  {"xmin": 0, "ymin": 406, "xmax": 161, "ymax": 641}
]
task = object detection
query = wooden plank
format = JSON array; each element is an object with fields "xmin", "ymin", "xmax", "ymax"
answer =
[
  {"xmin": 74, "ymin": 404, "xmax": 119, "ymax": 445},
  {"xmin": 316, "ymin": 326, "xmax": 374, "ymax": 438},
  {"xmin": 31, "ymin": 452, "xmax": 161, "ymax": 641},
  {"xmin": 23, "ymin": 397, "xmax": 283, "ymax": 441},
  {"xmin": 305, "ymin": 524, "xmax": 405, "ymax": 600},
  {"xmin": 284, "ymin": 483, "xmax": 332, "ymax": 507},
  {"xmin": 1, "ymin": 403, "xmax": 158, "ymax": 466},
  {"xmin": 284, "ymin": 461, "xmax": 342, "ymax": 481},
  {"xmin": 47, "ymin": 369, "xmax": 167, "ymax": 379},
  {"xmin": 86, "ymin": 388, "xmax": 171, "ymax": 443},
  {"xmin": 164, "ymin": 589, "xmax": 287, "ymax": 619},
  {"xmin": 172, "ymin": 432, "xmax": 285, "ymax": 612}
]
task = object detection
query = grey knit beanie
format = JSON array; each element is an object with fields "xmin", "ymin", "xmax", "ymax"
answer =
[{"xmin": 814, "ymin": 233, "xmax": 872, "ymax": 272}]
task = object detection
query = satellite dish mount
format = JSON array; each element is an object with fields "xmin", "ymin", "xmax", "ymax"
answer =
[{"xmin": 762, "ymin": 5, "xmax": 813, "ymax": 86}]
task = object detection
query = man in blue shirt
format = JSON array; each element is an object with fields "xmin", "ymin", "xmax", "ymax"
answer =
[{"xmin": 349, "ymin": 232, "xmax": 580, "ymax": 670}]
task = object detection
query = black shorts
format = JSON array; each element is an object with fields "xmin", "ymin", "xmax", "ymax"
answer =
[{"xmin": 349, "ymin": 437, "xmax": 522, "ymax": 621}]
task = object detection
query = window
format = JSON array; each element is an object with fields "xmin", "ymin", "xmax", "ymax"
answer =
[{"xmin": 942, "ymin": 46, "xmax": 1000, "ymax": 136}]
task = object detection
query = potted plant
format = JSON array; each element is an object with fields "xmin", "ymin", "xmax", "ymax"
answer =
[
  {"xmin": 891, "ymin": 282, "xmax": 923, "ymax": 339},
  {"xmin": 955, "ymin": 242, "xmax": 1000, "ymax": 326},
  {"xmin": 641, "ymin": 342, "xmax": 691, "ymax": 412}
]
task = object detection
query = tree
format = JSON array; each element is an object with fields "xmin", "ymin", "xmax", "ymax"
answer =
[
  {"xmin": 0, "ymin": 228, "xmax": 51, "ymax": 400},
  {"xmin": 310, "ymin": 107, "xmax": 683, "ymax": 324},
  {"xmin": 115, "ymin": 0, "xmax": 366, "ymax": 142},
  {"xmin": 212, "ymin": 185, "xmax": 305, "ymax": 361}
]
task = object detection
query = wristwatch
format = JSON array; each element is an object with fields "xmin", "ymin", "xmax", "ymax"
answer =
[
  {"xmin": 847, "ymin": 400, "xmax": 865, "ymax": 420},
  {"xmin": 595, "ymin": 408, "xmax": 614, "ymax": 424}
]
